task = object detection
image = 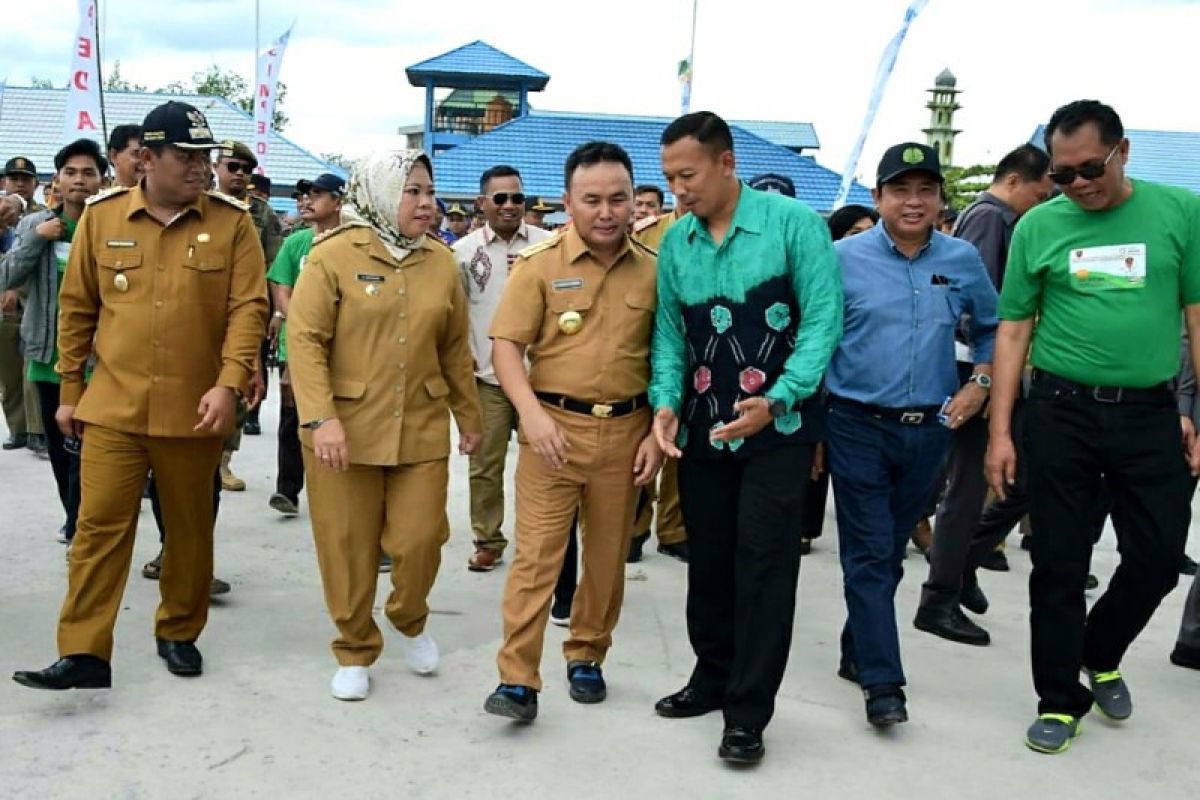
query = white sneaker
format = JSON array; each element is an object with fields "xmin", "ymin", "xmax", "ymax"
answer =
[
  {"xmin": 331, "ymin": 666, "xmax": 370, "ymax": 700},
  {"xmin": 401, "ymin": 632, "xmax": 439, "ymax": 675}
]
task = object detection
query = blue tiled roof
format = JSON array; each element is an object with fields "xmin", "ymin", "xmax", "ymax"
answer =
[
  {"xmin": 1030, "ymin": 125, "xmax": 1200, "ymax": 195},
  {"xmin": 432, "ymin": 111, "xmax": 870, "ymax": 212},
  {"xmin": 406, "ymin": 41, "xmax": 550, "ymax": 91},
  {"xmin": 0, "ymin": 86, "xmax": 344, "ymax": 190},
  {"xmin": 731, "ymin": 120, "xmax": 820, "ymax": 151}
]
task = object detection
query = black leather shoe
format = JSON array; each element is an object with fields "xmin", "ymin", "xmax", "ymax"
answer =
[
  {"xmin": 914, "ymin": 606, "xmax": 991, "ymax": 646},
  {"xmin": 156, "ymin": 638, "xmax": 202, "ymax": 676},
  {"xmin": 960, "ymin": 579, "xmax": 989, "ymax": 615},
  {"xmin": 719, "ymin": 727, "xmax": 764, "ymax": 764},
  {"xmin": 656, "ymin": 541, "xmax": 689, "ymax": 563},
  {"xmin": 627, "ymin": 532, "xmax": 649, "ymax": 563},
  {"xmin": 2, "ymin": 433, "xmax": 28, "ymax": 450},
  {"xmin": 655, "ymin": 685, "xmax": 722, "ymax": 718},
  {"xmin": 1170, "ymin": 642, "xmax": 1200, "ymax": 670},
  {"xmin": 865, "ymin": 685, "xmax": 908, "ymax": 727},
  {"xmin": 243, "ymin": 420, "xmax": 261, "ymax": 436},
  {"xmin": 12, "ymin": 655, "xmax": 111, "ymax": 690},
  {"xmin": 837, "ymin": 658, "xmax": 860, "ymax": 685},
  {"xmin": 1181, "ymin": 555, "xmax": 1198, "ymax": 577},
  {"xmin": 979, "ymin": 549, "xmax": 1010, "ymax": 572}
]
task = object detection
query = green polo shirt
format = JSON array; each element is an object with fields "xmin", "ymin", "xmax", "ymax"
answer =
[
  {"xmin": 26, "ymin": 215, "xmax": 78, "ymax": 384},
  {"xmin": 266, "ymin": 226, "xmax": 315, "ymax": 363},
  {"xmin": 999, "ymin": 180, "xmax": 1200, "ymax": 387}
]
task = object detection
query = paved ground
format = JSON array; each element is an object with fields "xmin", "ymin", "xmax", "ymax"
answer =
[{"xmin": 2, "ymin": 400, "xmax": 1198, "ymax": 799}]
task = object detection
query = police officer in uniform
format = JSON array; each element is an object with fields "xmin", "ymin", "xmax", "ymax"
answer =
[
  {"xmin": 12, "ymin": 101, "xmax": 268, "ymax": 689},
  {"xmin": 484, "ymin": 142, "xmax": 661, "ymax": 722}
]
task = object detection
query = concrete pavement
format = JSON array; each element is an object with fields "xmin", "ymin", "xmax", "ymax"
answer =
[{"xmin": 1, "ymin": 399, "xmax": 1197, "ymax": 799}]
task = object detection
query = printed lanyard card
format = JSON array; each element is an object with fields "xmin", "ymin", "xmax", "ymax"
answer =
[{"xmin": 1068, "ymin": 244, "xmax": 1146, "ymax": 291}]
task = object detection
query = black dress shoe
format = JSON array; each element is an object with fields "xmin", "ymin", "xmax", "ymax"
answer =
[
  {"xmin": 2, "ymin": 433, "xmax": 28, "ymax": 450},
  {"xmin": 914, "ymin": 606, "xmax": 991, "ymax": 646},
  {"xmin": 12, "ymin": 655, "xmax": 111, "ymax": 690},
  {"xmin": 627, "ymin": 532, "xmax": 649, "ymax": 563},
  {"xmin": 656, "ymin": 541, "xmax": 689, "ymax": 562},
  {"xmin": 978, "ymin": 549, "xmax": 1010, "ymax": 572},
  {"xmin": 960, "ymin": 579, "xmax": 989, "ymax": 615},
  {"xmin": 156, "ymin": 638, "xmax": 202, "ymax": 676},
  {"xmin": 1170, "ymin": 642, "xmax": 1200, "ymax": 670},
  {"xmin": 243, "ymin": 420, "xmax": 262, "ymax": 436},
  {"xmin": 719, "ymin": 727, "xmax": 764, "ymax": 764},
  {"xmin": 655, "ymin": 685, "xmax": 722, "ymax": 718},
  {"xmin": 865, "ymin": 685, "xmax": 908, "ymax": 727},
  {"xmin": 1181, "ymin": 555, "xmax": 1198, "ymax": 577},
  {"xmin": 837, "ymin": 658, "xmax": 860, "ymax": 685}
]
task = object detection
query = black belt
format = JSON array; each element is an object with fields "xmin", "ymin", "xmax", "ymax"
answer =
[
  {"xmin": 1030, "ymin": 370, "xmax": 1170, "ymax": 404},
  {"xmin": 535, "ymin": 391, "xmax": 648, "ymax": 419},
  {"xmin": 829, "ymin": 395, "xmax": 940, "ymax": 425}
]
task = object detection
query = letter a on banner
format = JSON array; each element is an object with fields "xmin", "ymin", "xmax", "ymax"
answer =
[
  {"xmin": 63, "ymin": 0, "xmax": 103, "ymax": 142},
  {"xmin": 253, "ymin": 25, "xmax": 294, "ymax": 175}
]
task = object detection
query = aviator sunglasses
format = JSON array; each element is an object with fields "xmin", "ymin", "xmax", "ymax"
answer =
[
  {"xmin": 1048, "ymin": 144, "xmax": 1120, "ymax": 186},
  {"xmin": 491, "ymin": 192, "xmax": 526, "ymax": 206}
]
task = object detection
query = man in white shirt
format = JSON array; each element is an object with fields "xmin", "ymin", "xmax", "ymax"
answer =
[{"xmin": 454, "ymin": 165, "xmax": 550, "ymax": 572}]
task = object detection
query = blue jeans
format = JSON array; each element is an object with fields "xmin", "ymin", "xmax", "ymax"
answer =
[{"xmin": 826, "ymin": 401, "xmax": 953, "ymax": 690}]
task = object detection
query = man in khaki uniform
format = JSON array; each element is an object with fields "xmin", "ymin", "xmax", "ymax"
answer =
[
  {"xmin": 484, "ymin": 142, "xmax": 662, "ymax": 722},
  {"xmin": 629, "ymin": 205, "xmax": 689, "ymax": 562},
  {"xmin": 12, "ymin": 101, "xmax": 268, "ymax": 690}
]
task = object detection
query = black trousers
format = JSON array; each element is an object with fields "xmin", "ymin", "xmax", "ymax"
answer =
[
  {"xmin": 33, "ymin": 380, "xmax": 81, "ymax": 539},
  {"xmin": 276, "ymin": 381, "xmax": 304, "ymax": 502},
  {"xmin": 800, "ymin": 470, "xmax": 829, "ymax": 540},
  {"xmin": 1025, "ymin": 383, "xmax": 1189, "ymax": 717},
  {"xmin": 678, "ymin": 443, "xmax": 812, "ymax": 731}
]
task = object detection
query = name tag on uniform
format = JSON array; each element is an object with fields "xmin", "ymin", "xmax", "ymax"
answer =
[
  {"xmin": 1068, "ymin": 244, "xmax": 1146, "ymax": 291},
  {"xmin": 356, "ymin": 274, "xmax": 385, "ymax": 283},
  {"xmin": 105, "ymin": 240, "xmax": 137, "ymax": 248},
  {"xmin": 551, "ymin": 278, "xmax": 584, "ymax": 291}
]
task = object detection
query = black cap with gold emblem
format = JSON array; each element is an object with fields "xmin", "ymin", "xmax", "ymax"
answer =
[
  {"xmin": 140, "ymin": 101, "xmax": 218, "ymax": 150},
  {"xmin": 3, "ymin": 157, "xmax": 37, "ymax": 177},
  {"xmin": 876, "ymin": 142, "xmax": 943, "ymax": 187}
]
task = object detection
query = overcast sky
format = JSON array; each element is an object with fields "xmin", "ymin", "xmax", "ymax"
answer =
[{"xmin": 2, "ymin": 0, "xmax": 1197, "ymax": 183}]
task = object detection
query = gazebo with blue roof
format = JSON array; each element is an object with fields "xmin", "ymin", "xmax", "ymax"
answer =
[{"xmin": 405, "ymin": 40, "xmax": 550, "ymax": 155}]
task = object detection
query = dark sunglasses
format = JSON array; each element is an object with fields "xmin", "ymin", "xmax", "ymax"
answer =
[
  {"xmin": 491, "ymin": 192, "xmax": 525, "ymax": 206},
  {"xmin": 224, "ymin": 161, "xmax": 254, "ymax": 175},
  {"xmin": 1048, "ymin": 144, "xmax": 1119, "ymax": 186}
]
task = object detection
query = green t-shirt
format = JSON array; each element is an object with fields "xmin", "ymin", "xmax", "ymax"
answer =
[
  {"xmin": 266, "ymin": 226, "xmax": 315, "ymax": 363},
  {"xmin": 999, "ymin": 179, "xmax": 1200, "ymax": 387},
  {"xmin": 27, "ymin": 215, "xmax": 78, "ymax": 384}
]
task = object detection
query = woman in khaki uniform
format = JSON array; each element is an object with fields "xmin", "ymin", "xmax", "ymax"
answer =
[{"xmin": 287, "ymin": 150, "xmax": 482, "ymax": 701}]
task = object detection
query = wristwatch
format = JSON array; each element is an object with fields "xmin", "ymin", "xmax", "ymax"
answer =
[
  {"xmin": 968, "ymin": 373, "xmax": 992, "ymax": 390},
  {"xmin": 273, "ymin": 310, "xmax": 286, "ymax": 320},
  {"xmin": 303, "ymin": 417, "xmax": 329, "ymax": 429},
  {"xmin": 767, "ymin": 398, "xmax": 789, "ymax": 418}
]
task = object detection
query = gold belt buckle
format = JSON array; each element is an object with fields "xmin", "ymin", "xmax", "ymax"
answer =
[{"xmin": 591, "ymin": 403, "xmax": 614, "ymax": 418}]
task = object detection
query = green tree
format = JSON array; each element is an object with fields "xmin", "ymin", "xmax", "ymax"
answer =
[
  {"xmin": 319, "ymin": 153, "xmax": 354, "ymax": 172},
  {"xmin": 157, "ymin": 65, "xmax": 289, "ymax": 130},
  {"xmin": 104, "ymin": 61, "xmax": 147, "ymax": 92},
  {"xmin": 943, "ymin": 164, "xmax": 995, "ymax": 211}
]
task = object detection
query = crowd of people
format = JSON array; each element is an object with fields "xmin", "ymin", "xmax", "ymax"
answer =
[{"xmin": 2, "ymin": 95, "xmax": 1200, "ymax": 765}]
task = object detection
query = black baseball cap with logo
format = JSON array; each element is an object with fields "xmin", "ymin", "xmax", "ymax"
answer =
[
  {"xmin": 876, "ymin": 142, "xmax": 943, "ymax": 187},
  {"xmin": 4, "ymin": 156, "xmax": 37, "ymax": 177},
  {"xmin": 140, "ymin": 101, "xmax": 218, "ymax": 150},
  {"xmin": 294, "ymin": 173, "xmax": 346, "ymax": 198},
  {"xmin": 249, "ymin": 173, "xmax": 272, "ymax": 195},
  {"xmin": 526, "ymin": 197, "xmax": 554, "ymax": 213}
]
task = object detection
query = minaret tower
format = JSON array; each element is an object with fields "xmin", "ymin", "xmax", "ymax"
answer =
[{"xmin": 923, "ymin": 68, "xmax": 962, "ymax": 167}]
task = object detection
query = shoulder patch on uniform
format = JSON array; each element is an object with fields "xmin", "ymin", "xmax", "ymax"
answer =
[
  {"xmin": 85, "ymin": 186, "xmax": 130, "ymax": 205},
  {"xmin": 631, "ymin": 238, "xmax": 658, "ymax": 258},
  {"xmin": 207, "ymin": 191, "xmax": 249, "ymax": 211},
  {"xmin": 426, "ymin": 235, "xmax": 453, "ymax": 253},
  {"xmin": 517, "ymin": 232, "xmax": 563, "ymax": 261},
  {"xmin": 632, "ymin": 214, "xmax": 659, "ymax": 233},
  {"xmin": 311, "ymin": 221, "xmax": 368, "ymax": 248}
]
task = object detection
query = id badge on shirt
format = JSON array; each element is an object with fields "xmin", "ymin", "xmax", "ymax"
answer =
[{"xmin": 1068, "ymin": 243, "xmax": 1146, "ymax": 291}]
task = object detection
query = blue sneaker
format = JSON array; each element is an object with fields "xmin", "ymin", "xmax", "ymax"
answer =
[
  {"xmin": 567, "ymin": 661, "xmax": 607, "ymax": 704},
  {"xmin": 484, "ymin": 684, "xmax": 538, "ymax": 722}
]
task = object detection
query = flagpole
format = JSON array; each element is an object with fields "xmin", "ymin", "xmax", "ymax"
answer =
[
  {"xmin": 255, "ymin": 0, "xmax": 261, "ymax": 85},
  {"xmin": 93, "ymin": 0, "xmax": 108, "ymax": 145}
]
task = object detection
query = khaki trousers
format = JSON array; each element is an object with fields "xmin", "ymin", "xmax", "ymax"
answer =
[
  {"xmin": 0, "ymin": 314, "xmax": 27, "ymax": 435},
  {"xmin": 58, "ymin": 424, "xmax": 223, "ymax": 660},
  {"xmin": 497, "ymin": 404, "xmax": 649, "ymax": 690},
  {"xmin": 469, "ymin": 380, "xmax": 517, "ymax": 552},
  {"xmin": 304, "ymin": 449, "xmax": 450, "ymax": 666},
  {"xmin": 654, "ymin": 458, "xmax": 687, "ymax": 544}
]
